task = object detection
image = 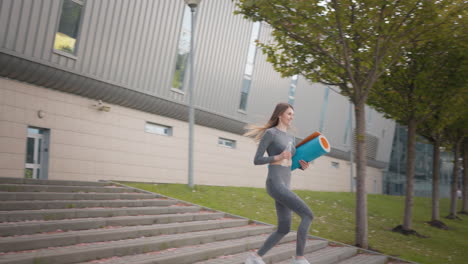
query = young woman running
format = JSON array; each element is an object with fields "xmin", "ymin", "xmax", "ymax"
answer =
[{"xmin": 244, "ymin": 103, "xmax": 313, "ymax": 264}]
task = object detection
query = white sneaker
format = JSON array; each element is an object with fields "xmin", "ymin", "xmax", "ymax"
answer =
[
  {"xmin": 291, "ymin": 257, "xmax": 311, "ymax": 264},
  {"xmin": 245, "ymin": 252, "xmax": 265, "ymax": 264}
]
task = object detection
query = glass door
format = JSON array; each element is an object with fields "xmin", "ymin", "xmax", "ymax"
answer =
[{"xmin": 25, "ymin": 127, "xmax": 50, "ymax": 179}]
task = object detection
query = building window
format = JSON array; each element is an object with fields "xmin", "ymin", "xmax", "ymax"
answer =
[
  {"xmin": 331, "ymin": 161, "xmax": 340, "ymax": 168},
  {"xmin": 239, "ymin": 22, "xmax": 261, "ymax": 111},
  {"xmin": 172, "ymin": 5, "xmax": 192, "ymax": 91},
  {"xmin": 366, "ymin": 106, "xmax": 373, "ymax": 131},
  {"xmin": 318, "ymin": 87, "xmax": 330, "ymax": 133},
  {"xmin": 145, "ymin": 122, "xmax": 172, "ymax": 136},
  {"xmin": 54, "ymin": 0, "xmax": 84, "ymax": 54},
  {"xmin": 218, "ymin": 137, "xmax": 236, "ymax": 149},
  {"xmin": 288, "ymin": 75, "xmax": 298, "ymax": 106}
]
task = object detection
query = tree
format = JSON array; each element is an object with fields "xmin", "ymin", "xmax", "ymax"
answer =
[
  {"xmin": 462, "ymin": 138, "xmax": 468, "ymax": 214},
  {"xmin": 368, "ymin": 33, "xmax": 466, "ymax": 234},
  {"xmin": 418, "ymin": 109, "xmax": 463, "ymax": 229},
  {"xmin": 415, "ymin": 40, "xmax": 467, "ymax": 228},
  {"xmin": 234, "ymin": 0, "xmax": 466, "ymax": 248},
  {"xmin": 445, "ymin": 115, "xmax": 468, "ymax": 219},
  {"xmin": 418, "ymin": 95, "xmax": 466, "ymax": 229}
]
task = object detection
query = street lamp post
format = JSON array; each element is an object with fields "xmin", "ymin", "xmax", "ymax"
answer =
[
  {"xmin": 184, "ymin": 0, "xmax": 201, "ymax": 188},
  {"xmin": 349, "ymin": 101, "xmax": 354, "ymax": 192}
]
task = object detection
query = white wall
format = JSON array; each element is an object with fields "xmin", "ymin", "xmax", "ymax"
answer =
[{"xmin": 0, "ymin": 78, "xmax": 383, "ymax": 193}]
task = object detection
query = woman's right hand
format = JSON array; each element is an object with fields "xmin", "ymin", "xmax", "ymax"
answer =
[{"xmin": 276, "ymin": 150, "xmax": 292, "ymax": 161}]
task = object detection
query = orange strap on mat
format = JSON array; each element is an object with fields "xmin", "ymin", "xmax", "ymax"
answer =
[{"xmin": 295, "ymin": 131, "xmax": 321, "ymax": 148}]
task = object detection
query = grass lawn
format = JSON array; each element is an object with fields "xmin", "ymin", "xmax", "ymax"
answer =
[{"xmin": 122, "ymin": 182, "xmax": 468, "ymax": 264}]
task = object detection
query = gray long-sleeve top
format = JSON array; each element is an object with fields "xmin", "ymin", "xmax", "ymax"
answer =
[{"xmin": 254, "ymin": 127, "xmax": 296, "ymax": 165}]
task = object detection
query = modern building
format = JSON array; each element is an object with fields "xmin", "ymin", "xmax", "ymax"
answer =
[
  {"xmin": 384, "ymin": 124, "xmax": 456, "ymax": 198},
  {"xmin": 0, "ymin": 0, "xmax": 395, "ymax": 193}
]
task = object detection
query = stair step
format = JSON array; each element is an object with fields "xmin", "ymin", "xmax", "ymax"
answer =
[
  {"xmin": 0, "ymin": 198, "xmax": 177, "ymax": 210},
  {"xmin": 335, "ymin": 253, "xmax": 387, "ymax": 264},
  {"xmin": 0, "ymin": 225, "xmax": 274, "ymax": 264},
  {"xmin": 0, "ymin": 177, "xmax": 111, "ymax": 187},
  {"xmin": 0, "ymin": 218, "xmax": 248, "ymax": 252},
  {"xmin": 0, "ymin": 205, "xmax": 201, "ymax": 222},
  {"xmin": 0, "ymin": 212, "xmax": 226, "ymax": 236},
  {"xmin": 0, "ymin": 184, "xmax": 141, "ymax": 193},
  {"xmin": 0, "ymin": 177, "xmax": 396, "ymax": 264},
  {"xmin": 195, "ymin": 239, "xmax": 329, "ymax": 264},
  {"xmin": 77, "ymin": 232, "xmax": 306, "ymax": 264},
  {"xmin": 275, "ymin": 246, "xmax": 357, "ymax": 264},
  {"xmin": 0, "ymin": 191, "xmax": 160, "ymax": 201}
]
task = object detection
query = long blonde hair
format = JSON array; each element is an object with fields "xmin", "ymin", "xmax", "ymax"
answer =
[{"xmin": 244, "ymin": 102, "xmax": 294, "ymax": 142}]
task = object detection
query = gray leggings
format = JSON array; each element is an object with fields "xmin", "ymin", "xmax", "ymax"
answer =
[{"xmin": 257, "ymin": 165, "xmax": 314, "ymax": 257}]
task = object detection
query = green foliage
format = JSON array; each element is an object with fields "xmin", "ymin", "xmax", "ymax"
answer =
[
  {"xmin": 24, "ymin": 169, "xmax": 33, "ymax": 179},
  {"xmin": 172, "ymin": 70, "xmax": 183, "ymax": 89},
  {"xmin": 368, "ymin": 23, "xmax": 467, "ymax": 148},
  {"xmin": 123, "ymin": 182, "xmax": 468, "ymax": 264},
  {"xmin": 33, "ymin": 258, "xmax": 47, "ymax": 264},
  {"xmin": 172, "ymin": 53, "xmax": 189, "ymax": 89},
  {"xmin": 234, "ymin": 0, "xmax": 466, "ymax": 103},
  {"xmin": 369, "ymin": 35, "xmax": 467, "ymax": 123},
  {"xmin": 54, "ymin": 32, "xmax": 76, "ymax": 54},
  {"xmin": 234, "ymin": 0, "xmax": 467, "ymax": 248},
  {"xmin": 43, "ymin": 214, "xmax": 57, "ymax": 221},
  {"xmin": 444, "ymin": 111, "xmax": 468, "ymax": 147}
]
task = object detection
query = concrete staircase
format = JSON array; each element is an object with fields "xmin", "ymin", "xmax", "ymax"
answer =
[{"xmin": 0, "ymin": 178, "xmax": 393, "ymax": 264}]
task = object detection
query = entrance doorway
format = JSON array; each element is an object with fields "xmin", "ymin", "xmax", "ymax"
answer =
[{"xmin": 25, "ymin": 127, "xmax": 50, "ymax": 179}]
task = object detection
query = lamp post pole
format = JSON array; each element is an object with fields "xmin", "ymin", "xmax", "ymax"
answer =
[
  {"xmin": 349, "ymin": 101, "xmax": 354, "ymax": 192},
  {"xmin": 185, "ymin": 0, "xmax": 201, "ymax": 188}
]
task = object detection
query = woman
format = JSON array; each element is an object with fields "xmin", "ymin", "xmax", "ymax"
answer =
[{"xmin": 244, "ymin": 103, "xmax": 314, "ymax": 264}]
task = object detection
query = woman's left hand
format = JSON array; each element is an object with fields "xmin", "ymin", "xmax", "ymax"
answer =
[{"xmin": 299, "ymin": 160, "xmax": 310, "ymax": 170}]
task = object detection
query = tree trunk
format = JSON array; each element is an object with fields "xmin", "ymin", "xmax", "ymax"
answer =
[
  {"xmin": 354, "ymin": 101, "xmax": 368, "ymax": 249},
  {"xmin": 462, "ymin": 139, "xmax": 468, "ymax": 213},
  {"xmin": 403, "ymin": 119, "xmax": 417, "ymax": 231},
  {"xmin": 431, "ymin": 140, "xmax": 441, "ymax": 221},
  {"xmin": 448, "ymin": 140, "xmax": 461, "ymax": 218}
]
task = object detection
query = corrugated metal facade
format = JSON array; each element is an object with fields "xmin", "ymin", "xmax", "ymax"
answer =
[
  {"xmin": 0, "ymin": 0, "xmax": 253, "ymax": 114},
  {"xmin": 0, "ymin": 0, "xmax": 395, "ymax": 166},
  {"xmin": 245, "ymin": 24, "xmax": 291, "ymax": 125}
]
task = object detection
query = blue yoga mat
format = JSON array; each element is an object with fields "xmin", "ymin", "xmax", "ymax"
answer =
[{"xmin": 291, "ymin": 135, "xmax": 331, "ymax": 171}]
